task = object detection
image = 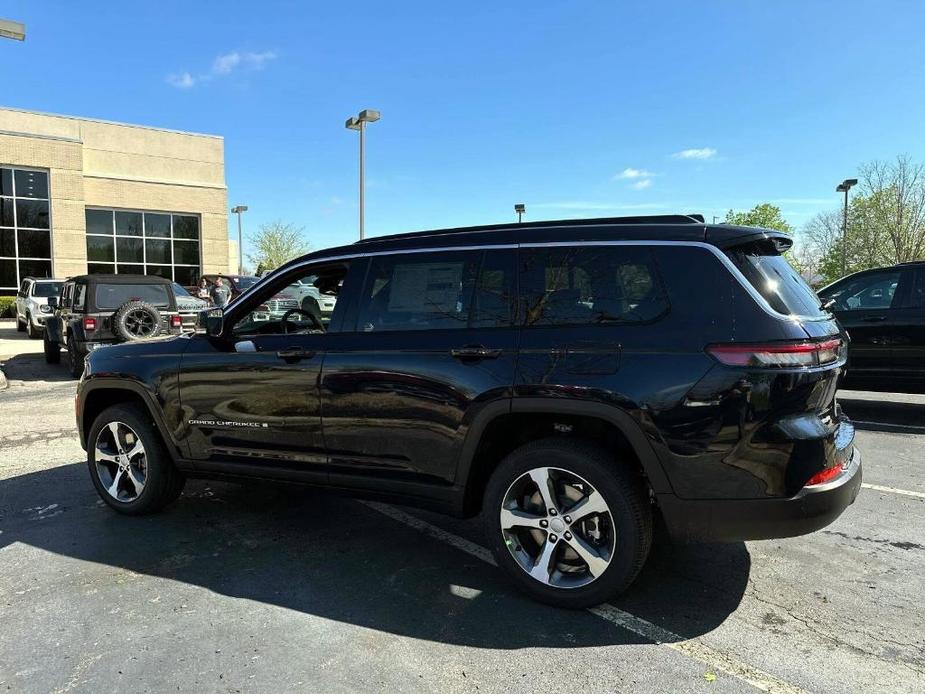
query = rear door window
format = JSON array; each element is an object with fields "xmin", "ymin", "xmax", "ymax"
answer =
[
  {"xmin": 519, "ymin": 245, "xmax": 668, "ymax": 326},
  {"xmin": 94, "ymin": 283, "xmax": 170, "ymax": 309},
  {"xmin": 726, "ymin": 245, "xmax": 827, "ymax": 318}
]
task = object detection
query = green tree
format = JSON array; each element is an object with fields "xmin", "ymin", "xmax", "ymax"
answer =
[
  {"xmin": 247, "ymin": 221, "xmax": 311, "ymax": 272},
  {"xmin": 724, "ymin": 203, "xmax": 794, "ymax": 233}
]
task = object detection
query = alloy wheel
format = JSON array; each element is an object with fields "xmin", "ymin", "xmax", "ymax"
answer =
[
  {"xmin": 500, "ymin": 466, "xmax": 615, "ymax": 589},
  {"xmin": 124, "ymin": 309, "xmax": 156, "ymax": 337},
  {"xmin": 94, "ymin": 421, "xmax": 147, "ymax": 502}
]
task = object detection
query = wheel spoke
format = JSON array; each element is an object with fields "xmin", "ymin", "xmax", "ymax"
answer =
[
  {"xmin": 527, "ymin": 467, "xmax": 558, "ymax": 514},
  {"xmin": 126, "ymin": 466, "xmax": 145, "ymax": 496},
  {"xmin": 500, "ymin": 506, "xmax": 546, "ymax": 531},
  {"xmin": 95, "ymin": 449, "xmax": 118, "ymax": 464},
  {"xmin": 528, "ymin": 537, "xmax": 558, "ymax": 584},
  {"xmin": 566, "ymin": 490, "xmax": 609, "ymax": 523},
  {"xmin": 107, "ymin": 422, "xmax": 122, "ymax": 449},
  {"xmin": 563, "ymin": 533, "xmax": 610, "ymax": 577},
  {"xmin": 107, "ymin": 468, "xmax": 124, "ymax": 498},
  {"xmin": 124, "ymin": 440, "xmax": 144, "ymax": 461}
]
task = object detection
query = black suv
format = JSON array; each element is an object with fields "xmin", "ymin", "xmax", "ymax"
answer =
[
  {"xmin": 45, "ymin": 274, "xmax": 183, "ymax": 378},
  {"xmin": 75, "ymin": 216, "xmax": 861, "ymax": 608},
  {"xmin": 817, "ymin": 261, "xmax": 925, "ymax": 392}
]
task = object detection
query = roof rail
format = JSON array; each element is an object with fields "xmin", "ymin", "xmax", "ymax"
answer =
[{"xmin": 355, "ymin": 213, "xmax": 706, "ymax": 245}]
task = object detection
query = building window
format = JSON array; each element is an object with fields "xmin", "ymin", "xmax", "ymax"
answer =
[
  {"xmin": 0, "ymin": 167, "xmax": 52, "ymax": 293},
  {"xmin": 85, "ymin": 209, "xmax": 201, "ymax": 285}
]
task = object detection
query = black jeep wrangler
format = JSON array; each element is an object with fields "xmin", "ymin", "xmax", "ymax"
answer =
[
  {"xmin": 75, "ymin": 216, "xmax": 862, "ymax": 608},
  {"xmin": 45, "ymin": 274, "xmax": 182, "ymax": 378}
]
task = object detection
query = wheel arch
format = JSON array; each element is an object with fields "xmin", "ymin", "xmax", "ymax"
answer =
[
  {"xmin": 79, "ymin": 380, "xmax": 184, "ymax": 464},
  {"xmin": 455, "ymin": 398, "xmax": 672, "ymax": 517}
]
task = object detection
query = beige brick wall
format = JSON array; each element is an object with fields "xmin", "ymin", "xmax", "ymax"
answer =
[{"xmin": 0, "ymin": 107, "xmax": 230, "ymax": 279}]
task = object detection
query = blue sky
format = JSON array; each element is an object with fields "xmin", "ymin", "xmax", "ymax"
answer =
[{"xmin": 3, "ymin": 1, "xmax": 925, "ymax": 259}]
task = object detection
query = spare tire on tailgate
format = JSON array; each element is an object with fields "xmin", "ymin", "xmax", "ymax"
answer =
[{"xmin": 112, "ymin": 300, "xmax": 163, "ymax": 341}]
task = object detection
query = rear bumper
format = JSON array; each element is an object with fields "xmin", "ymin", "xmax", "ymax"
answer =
[{"xmin": 658, "ymin": 445, "xmax": 862, "ymax": 542}]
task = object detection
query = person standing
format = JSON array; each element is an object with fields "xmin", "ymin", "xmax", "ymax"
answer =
[
  {"xmin": 197, "ymin": 277, "xmax": 210, "ymax": 300},
  {"xmin": 210, "ymin": 277, "xmax": 231, "ymax": 307}
]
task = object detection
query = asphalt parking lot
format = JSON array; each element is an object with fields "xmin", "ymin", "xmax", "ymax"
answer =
[{"xmin": 1, "ymin": 327, "xmax": 924, "ymax": 692}]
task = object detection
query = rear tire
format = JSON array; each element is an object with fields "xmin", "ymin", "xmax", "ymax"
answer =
[
  {"xmin": 482, "ymin": 438, "xmax": 652, "ymax": 609},
  {"xmin": 87, "ymin": 403, "xmax": 185, "ymax": 515},
  {"xmin": 66, "ymin": 339, "xmax": 84, "ymax": 378},
  {"xmin": 43, "ymin": 332, "xmax": 61, "ymax": 364}
]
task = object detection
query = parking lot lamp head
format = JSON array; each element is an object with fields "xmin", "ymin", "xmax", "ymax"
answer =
[{"xmin": 0, "ymin": 19, "xmax": 26, "ymax": 41}]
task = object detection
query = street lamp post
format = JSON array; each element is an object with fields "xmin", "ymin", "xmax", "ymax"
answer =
[
  {"xmin": 0, "ymin": 18, "xmax": 26, "ymax": 41},
  {"xmin": 345, "ymin": 109, "xmax": 381, "ymax": 240},
  {"xmin": 514, "ymin": 203, "xmax": 526, "ymax": 223},
  {"xmin": 835, "ymin": 178, "xmax": 858, "ymax": 276},
  {"xmin": 231, "ymin": 205, "xmax": 248, "ymax": 275}
]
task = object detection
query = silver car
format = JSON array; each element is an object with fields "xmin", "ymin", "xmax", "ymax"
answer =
[{"xmin": 15, "ymin": 277, "xmax": 63, "ymax": 339}]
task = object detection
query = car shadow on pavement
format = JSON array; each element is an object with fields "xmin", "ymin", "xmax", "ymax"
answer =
[
  {"xmin": 838, "ymin": 397, "xmax": 925, "ymax": 434},
  {"xmin": 0, "ymin": 462, "xmax": 750, "ymax": 649},
  {"xmin": 0, "ymin": 352, "xmax": 72, "ymax": 384}
]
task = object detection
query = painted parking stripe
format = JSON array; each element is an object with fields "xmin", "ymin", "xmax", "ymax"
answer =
[
  {"xmin": 362, "ymin": 501, "xmax": 807, "ymax": 694},
  {"xmin": 852, "ymin": 419, "xmax": 925, "ymax": 433},
  {"xmin": 861, "ymin": 483, "xmax": 925, "ymax": 499}
]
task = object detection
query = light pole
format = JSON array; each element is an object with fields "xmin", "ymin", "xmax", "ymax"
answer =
[
  {"xmin": 0, "ymin": 18, "xmax": 26, "ymax": 41},
  {"xmin": 514, "ymin": 203, "xmax": 526, "ymax": 223},
  {"xmin": 231, "ymin": 205, "xmax": 248, "ymax": 275},
  {"xmin": 835, "ymin": 178, "xmax": 858, "ymax": 276},
  {"xmin": 345, "ymin": 109, "xmax": 380, "ymax": 240}
]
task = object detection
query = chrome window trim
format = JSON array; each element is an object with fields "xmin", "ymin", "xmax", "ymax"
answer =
[{"xmin": 236, "ymin": 240, "xmax": 822, "ymax": 325}]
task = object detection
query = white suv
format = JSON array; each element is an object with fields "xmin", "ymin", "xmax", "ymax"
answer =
[{"xmin": 15, "ymin": 277, "xmax": 63, "ymax": 339}]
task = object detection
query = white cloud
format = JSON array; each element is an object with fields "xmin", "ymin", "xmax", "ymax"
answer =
[
  {"xmin": 631, "ymin": 179, "xmax": 653, "ymax": 190},
  {"xmin": 615, "ymin": 167, "xmax": 655, "ymax": 180},
  {"xmin": 672, "ymin": 147, "xmax": 717, "ymax": 160},
  {"xmin": 167, "ymin": 50, "xmax": 278, "ymax": 88},
  {"xmin": 166, "ymin": 71, "xmax": 196, "ymax": 89}
]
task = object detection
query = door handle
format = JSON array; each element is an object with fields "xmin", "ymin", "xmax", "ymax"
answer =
[
  {"xmin": 450, "ymin": 345, "xmax": 503, "ymax": 360},
  {"xmin": 861, "ymin": 315, "xmax": 887, "ymax": 322},
  {"xmin": 277, "ymin": 347, "xmax": 316, "ymax": 362}
]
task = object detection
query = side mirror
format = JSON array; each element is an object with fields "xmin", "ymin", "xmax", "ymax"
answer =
[
  {"xmin": 47, "ymin": 296, "xmax": 58, "ymax": 309},
  {"xmin": 203, "ymin": 307, "xmax": 224, "ymax": 336}
]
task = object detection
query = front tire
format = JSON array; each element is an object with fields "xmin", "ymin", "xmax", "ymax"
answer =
[
  {"xmin": 26, "ymin": 315, "xmax": 40, "ymax": 339},
  {"xmin": 483, "ymin": 438, "xmax": 652, "ymax": 609},
  {"xmin": 16, "ymin": 314, "xmax": 25, "ymax": 332},
  {"xmin": 43, "ymin": 332, "xmax": 61, "ymax": 364},
  {"xmin": 87, "ymin": 403, "xmax": 185, "ymax": 515}
]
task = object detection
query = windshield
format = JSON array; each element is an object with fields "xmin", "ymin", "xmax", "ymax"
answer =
[
  {"xmin": 172, "ymin": 282, "xmax": 193, "ymax": 298},
  {"xmin": 94, "ymin": 283, "xmax": 171, "ymax": 309},
  {"xmin": 32, "ymin": 282, "xmax": 62, "ymax": 298},
  {"xmin": 726, "ymin": 247, "xmax": 828, "ymax": 318},
  {"xmin": 232, "ymin": 276, "xmax": 259, "ymax": 290}
]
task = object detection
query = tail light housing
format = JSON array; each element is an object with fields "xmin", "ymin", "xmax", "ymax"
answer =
[
  {"xmin": 804, "ymin": 462, "xmax": 845, "ymax": 487},
  {"xmin": 83, "ymin": 317, "xmax": 97, "ymax": 332},
  {"xmin": 706, "ymin": 338, "xmax": 844, "ymax": 368},
  {"xmin": 170, "ymin": 315, "xmax": 182, "ymax": 329}
]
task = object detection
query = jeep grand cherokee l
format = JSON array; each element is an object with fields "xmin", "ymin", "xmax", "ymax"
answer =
[{"xmin": 74, "ymin": 215, "xmax": 861, "ymax": 608}]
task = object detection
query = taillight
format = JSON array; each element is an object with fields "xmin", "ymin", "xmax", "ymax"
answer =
[
  {"xmin": 83, "ymin": 317, "xmax": 97, "ymax": 332},
  {"xmin": 170, "ymin": 315, "xmax": 182, "ymax": 328},
  {"xmin": 804, "ymin": 463, "xmax": 845, "ymax": 487},
  {"xmin": 706, "ymin": 339, "xmax": 843, "ymax": 368}
]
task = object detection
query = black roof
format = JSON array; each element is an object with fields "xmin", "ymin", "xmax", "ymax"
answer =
[
  {"xmin": 286, "ymin": 215, "xmax": 792, "ymax": 270},
  {"xmin": 67, "ymin": 273, "xmax": 174, "ymax": 285}
]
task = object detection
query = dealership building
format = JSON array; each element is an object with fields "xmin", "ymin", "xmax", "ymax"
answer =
[{"xmin": 0, "ymin": 106, "xmax": 233, "ymax": 295}]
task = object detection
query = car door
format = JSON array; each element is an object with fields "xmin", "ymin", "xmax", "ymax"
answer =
[
  {"xmin": 821, "ymin": 269, "xmax": 902, "ymax": 379},
  {"xmin": 890, "ymin": 265, "xmax": 925, "ymax": 385},
  {"xmin": 320, "ymin": 247, "xmax": 518, "ymax": 490},
  {"xmin": 177, "ymin": 261, "xmax": 352, "ymax": 478},
  {"xmin": 15, "ymin": 279, "xmax": 31, "ymax": 319}
]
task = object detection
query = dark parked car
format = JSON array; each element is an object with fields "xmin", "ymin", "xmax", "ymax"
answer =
[
  {"xmin": 75, "ymin": 215, "xmax": 861, "ymax": 608},
  {"xmin": 172, "ymin": 282, "xmax": 209, "ymax": 331},
  {"xmin": 818, "ymin": 261, "xmax": 925, "ymax": 392},
  {"xmin": 45, "ymin": 274, "xmax": 183, "ymax": 377}
]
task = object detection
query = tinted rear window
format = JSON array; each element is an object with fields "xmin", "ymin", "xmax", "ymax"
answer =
[
  {"xmin": 94, "ymin": 283, "xmax": 170, "ymax": 309},
  {"xmin": 726, "ymin": 247, "xmax": 826, "ymax": 318}
]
